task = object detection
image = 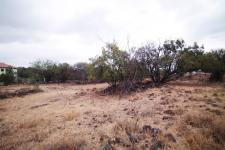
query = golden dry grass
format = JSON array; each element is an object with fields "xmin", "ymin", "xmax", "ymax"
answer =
[
  {"xmin": 64, "ymin": 111, "xmax": 80, "ymax": 122},
  {"xmin": 18, "ymin": 118, "xmax": 46, "ymax": 129},
  {"xmin": 179, "ymin": 112, "xmax": 225, "ymax": 150},
  {"xmin": 46, "ymin": 136, "xmax": 87, "ymax": 150},
  {"xmin": 0, "ymin": 81, "xmax": 225, "ymax": 149}
]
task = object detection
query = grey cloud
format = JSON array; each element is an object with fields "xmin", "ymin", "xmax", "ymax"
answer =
[
  {"xmin": 0, "ymin": 0, "xmax": 225, "ymax": 66},
  {"xmin": 60, "ymin": 9, "xmax": 117, "ymax": 42},
  {"xmin": 0, "ymin": 0, "xmax": 43, "ymax": 30}
]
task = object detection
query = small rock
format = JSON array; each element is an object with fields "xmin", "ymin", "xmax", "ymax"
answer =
[
  {"xmin": 211, "ymin": 103, "xmax": 218, "ymax": 107},
  {"xmin": 163, "ymin": 110, "xmax": 175, "ymax": 116},
  {"xmin": 148, "ymin": 93, "xmax": 154, "ymax": 97},
  {"xmin": 162, "ymin": 116, "xmax": 173, "ymax": 120}
]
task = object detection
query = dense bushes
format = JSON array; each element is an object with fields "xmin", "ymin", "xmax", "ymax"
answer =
[
  {"xmin": 18, "ymin": 60, "xmax": 88, "ymax": 83},
  {"xmin": 16, "ymin": 39, "xmax": 225, "ymax": 89}
]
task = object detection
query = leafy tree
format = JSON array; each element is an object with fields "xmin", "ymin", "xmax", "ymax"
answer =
[
  {"xmin": 73, "ymin": 62, "xmax": 88, "ymax": 83},
  {"xmin": 56, "ymin": 63, "xmax": 73, "ymax": 82},
  {"xmin": 89, "ymin": 42, "xmax": 135, "ymax": 86},
  {"xmin": 31, "ymin": 60, "xmax": 57, "ymax": 83},
  {"xmin": 202, "ymin": 49, "xmax": 225, "ymax": 81},
  {"xmin": 177, "ymin": 42, "xmax": 204, "ymax": 73}
]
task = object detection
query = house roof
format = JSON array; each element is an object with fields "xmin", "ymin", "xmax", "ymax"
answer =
[{"xmin": 0, "ymin": 63, "xmax": 16, "ymax": 68}]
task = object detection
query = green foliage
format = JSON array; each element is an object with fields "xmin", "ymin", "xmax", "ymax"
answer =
[
  {"xmin": 202, "ymin": 49, "xmax": 225, "ymax": 81},
  {"xmin": 88, "ymin": 42, "xmax": 139, "ymax": 86},
  {"xmin": 73, "ymin": 62, "xmax": 88, "ymax": 82},
  {"xmin": 15, "ymin": 40, "xmax": 225, "ymax": 87},
  {"xmin": 0, "ymin": 68, "xmax": 15, "ymax": 85},
  {"xmin": 177, "ymin": 42, "xmax": 204, "ymax": 73},
  {"xmin": 178, "ymin": 46, "xmax": 225, "ymax": 81},
  {"xmin": 56, "ymin": 63, "xmax": 73, "ymax": 82}
]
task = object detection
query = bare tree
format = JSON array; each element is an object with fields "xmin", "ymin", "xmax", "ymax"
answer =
[{"xmin": 135, "ymin": 40, "xmax": 184, "ymax": 85}]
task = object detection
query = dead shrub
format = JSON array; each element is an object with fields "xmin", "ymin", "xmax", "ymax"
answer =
[{"xmin": 100, "ymin": 119, "xmax": 172, "ymax": 149}]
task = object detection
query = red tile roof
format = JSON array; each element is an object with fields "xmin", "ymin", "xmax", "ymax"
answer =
[{"xmin": 0, "ymin": 63, "xmax": 16, "ymax": 68}]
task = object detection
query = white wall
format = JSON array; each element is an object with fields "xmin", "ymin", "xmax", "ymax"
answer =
[
  {"xmin": 0, "ymin": 68, "xmax": 17, "ymax": 76},
  {"xmin": 0, "ymin": 68, "xmax": 6, "ymax": 75}
]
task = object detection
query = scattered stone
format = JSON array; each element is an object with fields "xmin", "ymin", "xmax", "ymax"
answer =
[
  {"xmin": 162, "ymin": 116, "xmax": 173, "ymax": 120},
  {"xmin": 100, "ymin": 137, "xmax": 104, "ymax": 142},
  {"xmin": 123, "ymin": 108, "xmax": 128, "ymax": 111},
  {"xmin": 205, "ymin": 108, "xmax": 211, "ymax": 111},
  {"xmin": 212, "ymin": 93, "xmax": 218, "ymax": 97},
  {"xmin": 211, "ymin": 103, "xmax": 219, "ymax": 107},
  {"xmin": 160, "ymin": 100, "xmax": 169, "ymax": 105},
  {"xmin": 111, "ymin": 137, "xmax": 122, "ymax": 144},
  {"xmin": 148, "ymin": 93, "xmax": 154, "ymax": 97},
  {"xmin": 92, "ymin": 88, "xmax": 97, "ymax": 91},
  {"xmin": 185, "ymin": 90, "xmax": 191, "ymax": 94},
  {"xmin": 163, "ymin": 110, "xmax": 175, "ymax": 116},
  {"xmin": 161, "ymin": 97, "xmax": 166, "ymax": 100}
]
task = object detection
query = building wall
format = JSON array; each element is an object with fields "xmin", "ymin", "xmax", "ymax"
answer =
[
  {"xmin": 0, "ymin": 68, "xmax": 6, "ymax": 75},
  {"xmin": 0, "ymin": 68, "xmax": 17, "ymax": 77},
  {"xmin": 13, "ymin": 68, "xmax": 17, "ymax": 77}
]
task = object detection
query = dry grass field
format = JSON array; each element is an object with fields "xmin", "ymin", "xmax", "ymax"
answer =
[{"xmin": 0, "ymin": 79, "xmax": 225, "ymax": 149}]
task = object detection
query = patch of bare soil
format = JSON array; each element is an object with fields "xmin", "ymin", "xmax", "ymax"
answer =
[{"xmin": 0, "ymin": 81, "xmax": 225, "ymax": 149}]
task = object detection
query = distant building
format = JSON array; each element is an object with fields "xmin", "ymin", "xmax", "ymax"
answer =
[{"xmin": 0, "ymin": 62, "xmax": 17, "ymax": 77}]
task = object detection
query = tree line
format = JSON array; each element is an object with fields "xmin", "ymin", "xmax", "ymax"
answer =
[{"xmin": 1, "ymin": 39, "xmax": 225, "ymax": 89}]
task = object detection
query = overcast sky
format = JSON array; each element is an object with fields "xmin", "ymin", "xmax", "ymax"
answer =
[{"xmin": 0, "ymin": 0, "xmax": 225, "ymax": 67}]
